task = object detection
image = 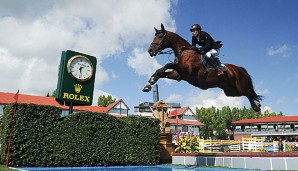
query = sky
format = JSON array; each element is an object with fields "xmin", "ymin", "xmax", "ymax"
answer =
[{"xmin": 0, "ymin": 0, "xmax": 298, "ymax": 115}]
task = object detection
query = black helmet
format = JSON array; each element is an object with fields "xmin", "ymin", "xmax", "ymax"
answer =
[{"xmin": 190, "ymin": 24, "xmax": 201, "ymax": 31}]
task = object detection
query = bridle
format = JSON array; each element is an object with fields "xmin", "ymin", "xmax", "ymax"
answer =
[{"xmin": 151, "ymin": 31, "xmax": 173, "ymax": 55}]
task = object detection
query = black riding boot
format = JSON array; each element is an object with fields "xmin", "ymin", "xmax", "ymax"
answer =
[{"xmin": 209, "ymin": 56, "xmax": 226, "ymax": 76}]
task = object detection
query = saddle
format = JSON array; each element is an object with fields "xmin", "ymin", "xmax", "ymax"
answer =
[
  {"xmin": 178, "ymin": 48, "xmax": 227, "ymax": 75},
  {"xmin": 201, "ymin": 55, "xmax": 227, "ymax": 75}
]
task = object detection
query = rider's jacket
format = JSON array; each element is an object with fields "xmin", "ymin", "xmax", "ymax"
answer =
[{"xmin": 191, "ymin": 31, "xmax": 222, "ymax": 53}]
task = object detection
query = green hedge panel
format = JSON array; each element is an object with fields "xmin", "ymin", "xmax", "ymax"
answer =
[{"xmin": 0, "ymin": 103, "xmax": 160, "ymax": 167}]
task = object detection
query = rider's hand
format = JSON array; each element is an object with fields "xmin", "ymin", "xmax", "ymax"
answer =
[
  {"xmin": 199, "ymin": 48, "xmax": 205, "ymax": 54},
  {"xmin": 191, "ymin": 46, "xmax": 200, "ymax": 51},
  {"xmin": 191, "ymin": 46, "xmax": 205, "ymax": 54}
]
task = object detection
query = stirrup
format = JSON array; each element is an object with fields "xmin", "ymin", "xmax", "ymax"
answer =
[{"xmin": 216, "ymin": 68, "xmax": 224, "ymax": 76}]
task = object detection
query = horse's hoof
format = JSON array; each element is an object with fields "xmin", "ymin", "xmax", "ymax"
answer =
[
  {"xmin": 142, "ymin": 88, "xmax": 150, "ymax": 92},
  {"xmin": 253, "ymin": 103, "xmax": 261, "ymax": 112},
  {"xmin": 142, "ymin": 85, "xmax": 152, "ymax": 92}
]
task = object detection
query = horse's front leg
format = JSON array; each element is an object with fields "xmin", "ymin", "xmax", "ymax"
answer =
[{"xmin": 142, "ymin": 63, "xmax": 177, "ymax": 92}]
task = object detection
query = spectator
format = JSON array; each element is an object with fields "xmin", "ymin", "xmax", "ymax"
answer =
[{"xmin": 278, "ymin": 139, "xmax": 284, "ymax": 152}]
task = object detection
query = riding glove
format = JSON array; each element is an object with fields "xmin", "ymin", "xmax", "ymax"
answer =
[{"xmin": 191, "ymin": 46, "xmax": 205, "ymax": 54}]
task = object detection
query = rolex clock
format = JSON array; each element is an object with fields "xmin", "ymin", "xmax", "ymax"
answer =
[
  {"xmin": 67, "ymin": 55, "xmax": 94, "ymax": 82},
  {"xmin": 56, "ymin": 50, "xmax": 97, "ymax": 106}
]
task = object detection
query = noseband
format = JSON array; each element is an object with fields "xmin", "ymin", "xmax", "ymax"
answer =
[{"xmin": 151, "ymin": 31, "xmax": 173, "ymax": 55}]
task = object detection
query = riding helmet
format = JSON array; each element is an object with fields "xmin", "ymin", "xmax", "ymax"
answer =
[{"xmin": 190, "ymin": 24, "xmax": 201, "ymax": 32}]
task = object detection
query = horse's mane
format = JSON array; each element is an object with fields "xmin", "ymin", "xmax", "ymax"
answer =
[{"xmin": 167, "ymin": 31, "xmax": 191, "ymax": 48}]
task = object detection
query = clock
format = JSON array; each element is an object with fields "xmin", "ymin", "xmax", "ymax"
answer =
[{"xmin": 67, "ymin": 55, "xmax": 94, "ymax": 82}]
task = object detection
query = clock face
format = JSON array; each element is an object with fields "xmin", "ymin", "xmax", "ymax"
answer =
[{"xmin": 67, "ymin": 55, "xmax": 94, "ymax": 82}]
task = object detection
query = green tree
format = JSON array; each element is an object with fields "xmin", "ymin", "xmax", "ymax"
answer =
[
  {"xmin": 51, "ymin": 90, "xmax": 56, "ymax": 97},
  {"xmin": 97, "ymin": 95, "xmax": 116, "ymax": 107}
]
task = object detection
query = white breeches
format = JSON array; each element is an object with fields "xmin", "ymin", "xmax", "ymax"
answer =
[{"xmin": 206, "ymin": 49, "xmax": 220, "ymax": 58}]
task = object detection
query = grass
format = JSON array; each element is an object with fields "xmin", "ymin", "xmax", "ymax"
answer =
[{"xmin": 0, "ymin": 165, "xmax": 18, "ymax": 171}]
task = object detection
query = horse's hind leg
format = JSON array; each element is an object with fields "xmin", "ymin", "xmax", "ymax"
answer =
[
  {"xmin": 223, "ymin": 84, "xmax": 261, "ymax": 112},
  {"xmin": 246, "ymin": 90, "xmax": 261, "ymax": 112}
]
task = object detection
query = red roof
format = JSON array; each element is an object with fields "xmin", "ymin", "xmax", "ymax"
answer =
[
  {"xmin": 0, "ymin": 92, "xmax": 128, "ymax": 114},
  {"xmin": 168, "ymin": 118, "xmax": 204, "ymax": 126},
  {"xmin": 232, "ymin": 116, "xmax": 298, "ymax": 125},
  {"xmin": 0, "ymin": 91, "xmax": 68, "ymax": 109},
  {"xmin": 167, "ymin": 106, "xmax": 204, "ymax": 126},
  {"xmin": 169, "ymin": 107, "xmax": 188, "ymax": 117}
]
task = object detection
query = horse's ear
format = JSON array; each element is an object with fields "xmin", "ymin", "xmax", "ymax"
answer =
[
  {"xmin": 154, "ymin": 27, "xmax": 158, "ymax": 32},
  {"xmin": 161, "ymin": 23, "xmax": 165, "ymax": 31}
]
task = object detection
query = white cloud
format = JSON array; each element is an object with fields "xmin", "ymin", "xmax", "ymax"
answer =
[
  {"xmin": 257, "ymin": 88, "xmax": 270, "ymax": 96},
  {"xmin": 127, "ymin": 48, "xmax": 162, "ymax": 77},
  {"xmin": 111, "ymin": 72, "xmax": 118, "ymax": 79},
  {"xmin": 165, "ymin": 94, "xmax": 184, "ymax": 103},
  {"xmin": 0, "ymin": 0, "xmax": 175, "ymax": 96},
  {"xmin": 262, "ymin": 106, "xmax": 272, "ymax": 113},
  {"xmin": 267, "ymin": 44, "xmax": 291, "ymax": 57},
  {"xmin": 165, "ymin": 89, "xmax": 245, "ymax": 111},
  {"xmin": 92, "ymin": 90, "xmax": 118, "ymax": 106}
]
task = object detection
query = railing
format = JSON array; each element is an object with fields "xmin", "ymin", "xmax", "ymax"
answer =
[
  {"xmin": 198, "ymin": 139, "xmax": 241, "ymax": 153},
  {"xmin": 234, "ymin": 128, "xmax": 297, "ymax": 135}
]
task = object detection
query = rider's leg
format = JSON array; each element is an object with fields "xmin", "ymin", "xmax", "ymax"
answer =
[{"xmin": 206, "ymin": 49, "xmax": 226, "ymax": 75}]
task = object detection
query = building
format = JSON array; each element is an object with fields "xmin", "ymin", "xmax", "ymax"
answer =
[
  {"xmin": 232, "ymin": 116, "xmax": 298, "ymax": 142},
  {"xmin": 168, "ymin": 107, "xmax": 204, "ymax": 134},
  {"xmin": 134, "ymin": 102, "xmax": 204, "ymax": 135},
  {"xmin": 0, "ymin": 91, "xmax": 129, "ymax": 117}
]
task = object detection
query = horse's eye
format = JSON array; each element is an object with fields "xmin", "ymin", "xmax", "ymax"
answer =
[{"xmin": 158, "ymin": 34, "xmax": 164, "ymax": 38}]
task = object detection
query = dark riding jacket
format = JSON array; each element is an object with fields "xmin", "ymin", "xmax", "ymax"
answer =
[{"xmin": 191, "ymin": 31, "xmax": 222, "ymax": 53}]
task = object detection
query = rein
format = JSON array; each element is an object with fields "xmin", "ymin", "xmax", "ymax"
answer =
[
  {"xmin": 157, "ymin": 50, "xmax": 173, "ymax": 55},
  {"xmin": 157, "ymin": 47, "xmax": 189, "ymax": 64}
]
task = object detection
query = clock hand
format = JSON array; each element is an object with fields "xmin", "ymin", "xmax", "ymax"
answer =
[{"xmin": 79, "ymin": 66, "xmax": 83, "ymax": 78}]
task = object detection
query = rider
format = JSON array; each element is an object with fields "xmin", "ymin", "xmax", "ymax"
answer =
[{"xmin": 190, "ymin": 24, "xmax": 226, "ymax": 75}]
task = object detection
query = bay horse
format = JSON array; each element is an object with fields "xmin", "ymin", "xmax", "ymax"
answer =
[{"xmin": 142, "ymin": 23, "xmax": 263, "ymax": 112}]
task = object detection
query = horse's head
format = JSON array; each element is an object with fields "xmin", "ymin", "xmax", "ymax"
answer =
[{"xmin": 148, "ymin": 23, "xmax": 170, "ymax": 56}]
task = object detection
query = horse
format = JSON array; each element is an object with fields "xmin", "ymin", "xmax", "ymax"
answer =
[{"xmin": 142, "ymin": 23, "xmax": 263, "ymax": 112}]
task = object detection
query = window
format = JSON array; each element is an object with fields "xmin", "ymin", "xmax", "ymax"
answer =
[
  {"xmin": 257, "ymin": 125, "xmax": 261, "ymax": 131},
  {"xmin": 274, "ymin": 124, "xmax": 278, "ymax": 132},
  {"xmin": 291, "ymin": 124, "xmax": 296, "ymax": 131},
  {"xmin": 61, "ymin": 110, "xmax": 69, "ymax": 117},
  {"xmin": 0, "ymin": 105, "xmax": 3, "ymax": 115},
  {"xmin": 109, "ymin": 108, "xmax": 128, "ymax": 115},
  {"xmin": 182, "ymin": 115, "xmax": 196, "ymax": 120},
  {"xmin": 241, "ymin": 125, "xmax": 245, "ymax": 132}
]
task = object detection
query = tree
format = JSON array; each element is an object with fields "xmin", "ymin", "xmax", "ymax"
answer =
[
  {"xmin": 97, "ymin": 95, "xmax": 116, "ymax": 107},
  {"xmin": 51, "ymin": 90, "xmax": 56, "ymax": 97}
]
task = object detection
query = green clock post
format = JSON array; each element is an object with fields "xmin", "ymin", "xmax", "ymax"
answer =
[{"xmin": 56, "ymin": 50, "xmax": 97, "ymax": 113}]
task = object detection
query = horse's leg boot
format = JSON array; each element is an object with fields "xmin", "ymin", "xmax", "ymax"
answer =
[{"xmin": 142, "ymin": 83, "xmax": 152, "ymax": 92}]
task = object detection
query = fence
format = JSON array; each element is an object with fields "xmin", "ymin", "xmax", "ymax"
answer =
[
  {"xmin": 197, "ymin": 139, "xmax": 242, "ymax": 153},
  {"xmin": 242, "ymin": 137, "xmax": 263, "ymax": 151},
  {"xmin": 174, "ymin": 133, "xmax": 298, "ymax": 153},
  {"xmin": 197, "ymin": 137, "xmax": 263, "ymax": 152}
]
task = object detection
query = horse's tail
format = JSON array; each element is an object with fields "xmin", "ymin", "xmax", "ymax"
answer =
[{"xmin": 240, "ymin": 67, "xmax": 263, "ymax": 103}]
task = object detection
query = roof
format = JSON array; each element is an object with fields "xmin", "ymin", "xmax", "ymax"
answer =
[
  {"xmin": 106, "ymin": 99, "xmax": 129, "ymax": 110},
  {"xmin": 0, "ymin": 91, "xmax": 68, "ymax": 109},
  {"xmin": 232, "ymin": 116, "xmax": 298, "ymax": 125},
  {"xmin": 168, "ymin": 106, "xmax": 204, "ymax": 126},
  {"xmin": 169, "ymin": 107, "xmax": 188, "ymax": 117},
  {"xmin": 0, "ymin": 91, "xmax": 129, "ymax": 114},
  {"xmin": 168, "ymin": 118, "xmax": 204, "ymax": 126}
]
